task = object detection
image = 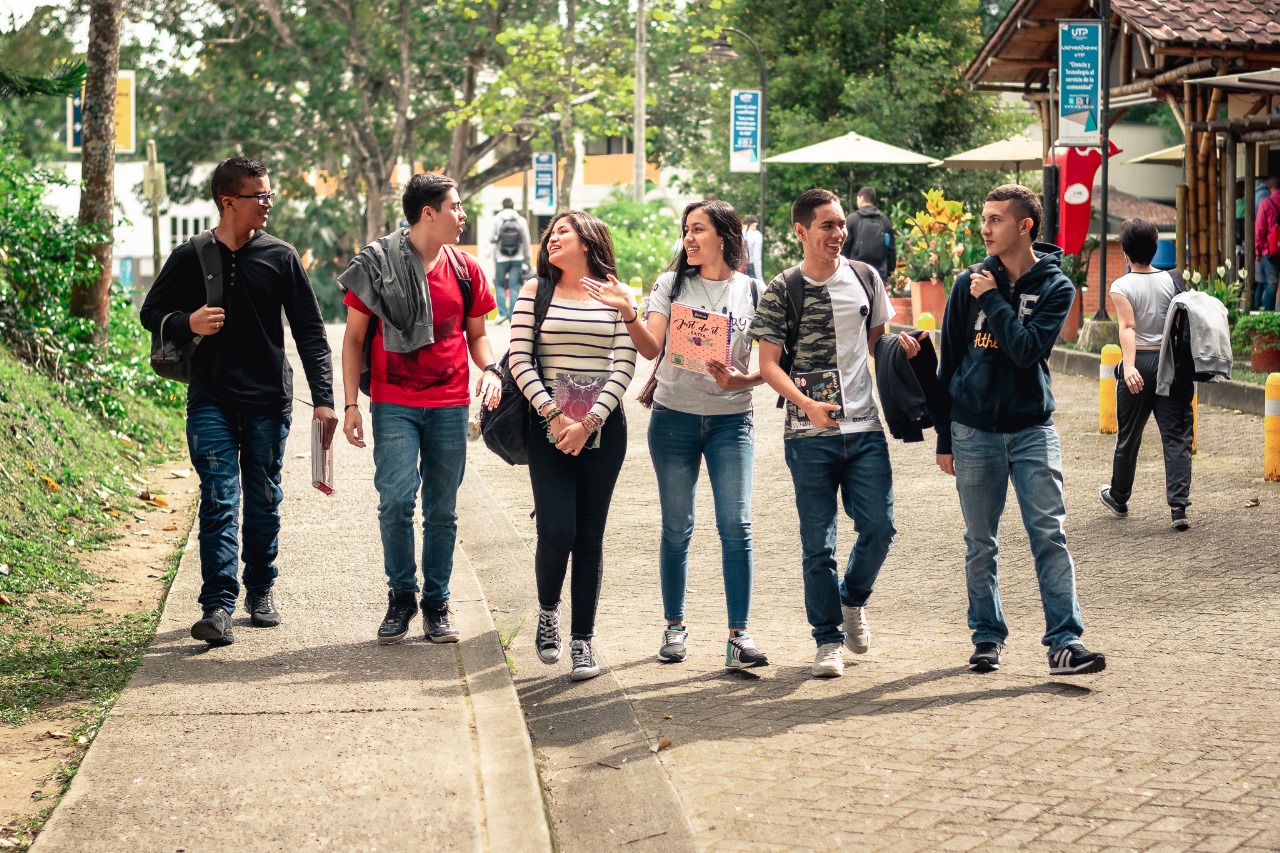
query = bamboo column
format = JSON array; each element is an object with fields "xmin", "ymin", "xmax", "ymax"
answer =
[{"xmin": 1184, "ymin": 82, "xmax": 1199, "ymax": 272}]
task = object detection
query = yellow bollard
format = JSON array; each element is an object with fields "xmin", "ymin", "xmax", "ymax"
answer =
[
  {"xmin": 1266, "ymin": 374, "xmax": 1280, "ymax": 482},
  {"xmin": 1191, "ymin": 389, "xmax": 1198, "ymax": 455},
  {"xmin": 916, "ymin": 312, "xmax": 936, "ymax": 332},
  {"xmin": 1099, "ymin": 344, "xmax": 1121, "ymax": 434}
]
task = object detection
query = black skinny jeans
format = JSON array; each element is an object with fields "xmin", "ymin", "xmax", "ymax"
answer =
[
  {"xmin": 527, "ymin": 410, "xmax": 627, "ymax": 639},
  {"xmin": 1108, "ymin": 350, "xmax": 1194, "ymax": 508}
]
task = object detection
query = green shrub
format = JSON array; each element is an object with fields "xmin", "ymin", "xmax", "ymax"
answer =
[{"xmin": 1231, "ymin": 311, "xmax": 1280, "ymax": 357}]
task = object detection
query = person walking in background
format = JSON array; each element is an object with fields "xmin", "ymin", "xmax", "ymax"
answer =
[
  {"xmin": 490, "ymin": 198, "xmax": 531, "ymax": 324},
  {"xmin": 1254, "ymin": 175, "xmax": 1280, "ymax": 312},
  {"xmin": 1099, "ymin": 219, "xmax": 1194, "ymax": 531},
  {"xmin": 585, "ymin": 200, "xmax": 769, "ymax": 670},
  {"xmin": 934, "ymin": 183, "xmax": 1106, "ymax": 677},
  {"xmin": 140, "ymin": 156, "xmax": 337, "ymax": 647},
  {"xmin": 841, "ymin": 187, "xmax": 896, "ymax": 284},
  {"xmin": 340, "ymin": 173, "xmax": 501, "ymax": 645},
  {"xmin": 750, "ymin": 188, "xmax": 915, "ymax": 679},
  {"xmin": 509, "ymin": 210, "xmax": 636, "ymax": 682},
  {"xmin": 742, "ymin": 214, "xmax": 763, "ymax": 279}
]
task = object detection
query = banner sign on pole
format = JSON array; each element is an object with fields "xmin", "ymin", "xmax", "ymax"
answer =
[
  {"xmin": 67, "ymin": 69, "xmax": 136, "ymax": 154},
  {"xmin": 1057, "ymin": 22, "xmax": 1103, "ymax": 147},
  {"xmin": 729, "ymin": 89, "xmax": 761, "ymax": 174},
  {"xmin": 532, "ymin": 152, "xmax": 555, "ymax": 209}
]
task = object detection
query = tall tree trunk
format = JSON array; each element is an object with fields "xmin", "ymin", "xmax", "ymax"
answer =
[
  {"xmin": 71, "ymin": 0, "xmax": 122, "ymax": 342},
  {"xmin": 557, "ymin": 0, "xmax": 577, "ymax": 211}
]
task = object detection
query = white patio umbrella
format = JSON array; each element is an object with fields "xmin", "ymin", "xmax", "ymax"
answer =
[
  {"xmin": 764, "ymin": 130, "xmax": 935, "ymax": 207},
  {"xmin": 934, "ymin": 134, "xmax": 1043, "ymax": 181},
  {"xmin": 1125, "ymin": 144, "xmax": 1184, "ymax": 165}
]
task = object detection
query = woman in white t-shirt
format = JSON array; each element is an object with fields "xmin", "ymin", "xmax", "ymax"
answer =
[
  {"xmin": 1099, "ymin": 218, "xmax": 1194, "ymax": 530},
  {"xmin": 584, "ymin": 201, "xmax": 770, "ymax": 669}
]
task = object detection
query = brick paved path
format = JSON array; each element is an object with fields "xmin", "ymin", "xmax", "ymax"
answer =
[{"xmin": 468, "ymin": 345, "xmax": 1280, "ymax": 851}]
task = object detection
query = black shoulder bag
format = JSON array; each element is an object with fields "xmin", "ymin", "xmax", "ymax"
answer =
[{"xmin": 480, "ymin": 276, "xmax": 556, "ymax": 465}]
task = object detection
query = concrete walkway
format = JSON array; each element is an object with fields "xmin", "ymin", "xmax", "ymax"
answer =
[{"xmin": 33, "ymin": 327, "xmax": 550, "ymax": 853}]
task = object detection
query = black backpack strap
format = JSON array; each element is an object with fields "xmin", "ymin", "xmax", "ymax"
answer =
[
  {"xmin": 777, "ymin": 264, "xmax": 806, "ymax": 409},
  {"xmin": 964, "ymin": 262, "xmax": 986, "ymax": 333},
  {"xmin": 531, "ymin": 275, "xmax": 555, "ymax": 337},
  {"xmin": 192, "ymin": 230, "xmax": 223, "ymax": 307},
  {"xmin": 844, "ymin": 259, "xmax": 878, "ymax": 343},
  {"xmin": 443, "ymin": 244, "xmax": 473, "ymax": 329},
  {"xmin": 749, "ymin": 277, "xmax": 759, "ymax": 309}
]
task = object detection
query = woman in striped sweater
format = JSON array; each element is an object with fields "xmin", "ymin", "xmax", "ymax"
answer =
[{"xmin": 509, "ymin": 210, "xmax": 637, "ymax": 681}]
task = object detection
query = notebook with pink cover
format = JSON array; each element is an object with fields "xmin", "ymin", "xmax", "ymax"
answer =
[
  {"xmin": 554, "ymin": 372, "xmax": 610, "ymax": 421},
  {"xmin": 667, "ymin": 302, "xmax": 731, "ymax": 375}
]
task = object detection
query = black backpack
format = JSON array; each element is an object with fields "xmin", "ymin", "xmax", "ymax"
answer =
[
  {"xmin": 851, "ymin": 214, "xmax": 890, "ymax": 267},
  {"xmin": 497, "ymin": 218, "xmax": 522, "ymax": 255},
  {"xmin": 776, "ymin": 258, "xmax": 876, "ymax": 408},
  {"xmin": 358, "ymin": 243, "xmax": 472, "ymax": 397},
  {"xmin": 479, "ymin": 276, "xmax": 557, "ymax": 465},
  {"xmin": 149, "ymin": 230, "xmax": 223, "ymax": 384}
]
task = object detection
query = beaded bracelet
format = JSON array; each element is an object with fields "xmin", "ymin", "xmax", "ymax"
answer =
[
  {"xmin": 580, "ymin": 412, "xmax": 604, "ymax": 434},
  {"xmin": 540, "ymin": 406, "xmax": 565, "ymax": 428}
]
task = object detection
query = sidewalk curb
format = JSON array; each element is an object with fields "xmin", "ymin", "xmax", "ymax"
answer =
[{"xmin": 449, "ymin": 548, "xmax": 554, "ymax": 853}]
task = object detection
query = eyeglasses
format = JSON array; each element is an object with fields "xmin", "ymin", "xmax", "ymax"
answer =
[{"xmin": 228, "ymin": 191, "xmax": 277, "ymax": 205}]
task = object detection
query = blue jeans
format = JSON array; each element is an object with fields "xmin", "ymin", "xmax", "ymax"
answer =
[
  {"xmin": 1257, "ymin": 255, "xmax": 1278, "ymax": 311},
  {"xmin": 783, "ymin": 432, "xmax": 896, "ymax": 646},
  {"xmin": 495, "ymin": 260, "xmax": 523, "ymax": 319},
  {"xmin": 648, "ymin": 403, "xmax": 754, "ymax": 629},
  {"xmin": 186, "ymin": 403, "xmax": 291, "ymax": 614},
  {"xmin": 951, "ymin": 422, "xmax": 1084, "ymax": 653},
  {"xmin": 371, "ymin": 403, "xmax": 468, "ymax": 607}
]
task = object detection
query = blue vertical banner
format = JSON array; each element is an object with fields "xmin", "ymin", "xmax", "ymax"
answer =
[
  {"xmin": 533, "ymin": 152, "xmax": 556, "ymax": 209},
  {"xmin": 1058, "ymin": 21, "xmax": 1103, "ymax": 147},
  {"xmin": 729, "ymin": 89, "xmax": 761, "ymax": 173}
]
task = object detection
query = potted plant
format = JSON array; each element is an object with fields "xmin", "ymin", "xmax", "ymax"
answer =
[
  {"xmin": 886, "ymin": 271, "xmax": 913, "ymax": 325},
  {"xmin": 899, "ymin": 190, "xmax": 974, "ymax": 324},
  {"xmin": 1231, "ymin": 311, "xmax": 1280, "ymax": 373}
]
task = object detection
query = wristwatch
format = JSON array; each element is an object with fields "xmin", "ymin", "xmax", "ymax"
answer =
[{"xmin": 483, "ymin": 363, "xmax": 502, "ymax": 377}]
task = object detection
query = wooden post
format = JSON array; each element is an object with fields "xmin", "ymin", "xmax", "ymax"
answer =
[
  {"xmin": 1244, "ymin": 143, "xmax": 1257, "ymax": 306},
  {"xmin": 1184, "ymin": 82, "xmax": 1199, "ymax": 273},
  {"xmin": 1176, "ymin": 183, "xmax": 1188, "ymax": 271},
  {"xmin": 1224, "ymin": 137, "xmax": 1238, "ymax": 276},
  {"xmin": 1208, "ymin": 134, "xmax": 1220, "ymax": 274}
]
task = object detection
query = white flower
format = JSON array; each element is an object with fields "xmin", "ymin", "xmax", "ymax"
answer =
[
  {"xmin": 1217, "ymin": 265, "xmax": 1227, "ymax": 278},
  {"xmin": 1191, "ymin": 270, "xmax": 1203, "ymax": 285}
]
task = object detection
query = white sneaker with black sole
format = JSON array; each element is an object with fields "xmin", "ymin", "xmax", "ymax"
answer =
[
  {"xmin": 725, "ymin": 631, "xmax": 769, "ymax": 669},
  {"xmin": 1048, "ymin": 642, "xmax": 1107, "ymax": 675},
  {"xmin": 569, "ymin": 638, "xmax": 601, "ymax": 681},
  {"xmin": 811, "ymin": 642, "xmax": 844, "ymax": 678},
  {"xmin": 658, "ymin": 626, "xmax": 688, "ymax": 662},
  {"xmin": 536, "ymin": 607, "xmax": 561, "ymax": 664}
]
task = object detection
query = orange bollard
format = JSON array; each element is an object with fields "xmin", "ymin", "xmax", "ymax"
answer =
[{"xmin": 1266, "ymin": 374, "xmax": 1280, "ymax": 482}]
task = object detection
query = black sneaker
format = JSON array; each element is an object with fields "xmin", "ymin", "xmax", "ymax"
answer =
[
  {"xmin": 1048, "ymin": 642, "xmax": 1107, "ymax": 675},
  {"xmin": 536, "ymin": 606, "xmax": 562, "ymax": 664},
  {"xmin": 377, "ymin": 590, "xmax": 418, "ymax": 644},
  {"xmin": 1170, "ymin": 507, "xmax": 1190, "ymax": 531},
  {"xmin": 191, "ymin": 607, "xmax": 234, "ymax": 646},
  {"xmin": 968, "ymin": 641, "xmax": 1003, "ymax": 673},
  {"xmin": 424, "ymin": 604, "xmax": 460, "ymax": 643},
  {"xmin": 245, "ymin": 587, "xmax": 281, "ymax": 627},
  {"xmin": 725, "ymin": 631, "xmax": 769, "ymax": 669},
  {"xmin": 1099, "ymin": 486, "xmax": 1128, "ymax": 518},
  {"xmin": 569, "ymin": 639, "xmax": 601, "ymax": 681}
]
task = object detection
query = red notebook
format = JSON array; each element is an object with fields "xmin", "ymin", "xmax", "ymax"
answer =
[{"xmin": 667, "ymin": 303, "xmax": 731, "ymax": 375}]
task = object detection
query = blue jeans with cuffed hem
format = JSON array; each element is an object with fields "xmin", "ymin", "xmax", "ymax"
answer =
[
  {"xmin": 371, "ymin": 403, "xmax": 468, "ymax": 608},
  {"xmin": 783, "ymin": 431, "xmax": 896, "ymax": 647},
  {"xmin": 951, "ymin": 422, "xmax": 1084, "ymax": 653},
  {"xmin": 186, "ymin": 403, "xmax": 291, "ymax": 614},
  {"xmin": 649, "ymin": 403, "xmax": 754, "ymax": 630}
]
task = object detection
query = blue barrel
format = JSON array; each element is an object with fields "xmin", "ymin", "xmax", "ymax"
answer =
[{"xmin": 1152, "ymin": 238, "xmax": 1177, "ymax": 270}]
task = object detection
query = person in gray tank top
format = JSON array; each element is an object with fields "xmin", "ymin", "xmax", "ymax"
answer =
[{"xmin": 1099, "ymin": 218, "xmax": 1194, "ymax": 530}]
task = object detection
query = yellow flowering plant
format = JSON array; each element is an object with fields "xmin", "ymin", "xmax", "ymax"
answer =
[{"xmin": 897, "ymin": 189, "xmax": 977, "ymax": 290}]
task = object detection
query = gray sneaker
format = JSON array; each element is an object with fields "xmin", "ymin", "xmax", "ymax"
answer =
[
  {"xmin": 658, "ymin": 626, "xmax": 688, "ymax": 662},
  {"xmin": 569, "ymin": 639, "xmax": 601, "ymax": 681},
  {"xmin": 245, "ymin": 587, "xmax": 281, "ymax": 628},
  {"xmin": 841, "ymin": 604, "xmax": 870, "ymax": 654},
  {"xmin": 536, "ymin": 607, "xmax": 561, "ymax": 664}
]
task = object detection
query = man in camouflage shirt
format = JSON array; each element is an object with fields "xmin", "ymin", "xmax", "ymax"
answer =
[{"xmin": 749, "ymin": 188, "xmax": 921, "ymax": 678}]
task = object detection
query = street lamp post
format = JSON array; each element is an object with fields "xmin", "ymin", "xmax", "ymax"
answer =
[{"xmin": 708, "ymin": 29, "xmax": 767, "ymax": 242}]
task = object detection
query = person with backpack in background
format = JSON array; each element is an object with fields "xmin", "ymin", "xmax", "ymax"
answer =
[
  {"xmin": 339, "ymin": 173, "xmax": 501, "ymax": 646},
  {"xmin": 585, "ymin": 200, "xmax": 770, "ymax": 670},
  {"xmin": 490, "ymin": 198, "xmax": 531, "ymax": 323},
  {"xmin": 140, "ymin": 156, "xmax": 337, "ymax": 647},
  {"xmin": 1098, "ymin": 218, "xmax": 1194, "ymax": 531},
  {"xmin": 841, "ymin": 187, "xmax": 896, "ymax": 283},
  {"xmin": 742, "ymin": 214, "xmax": 763, "ymax": 279},
  {"xmin": 749, "ymin": 188, "xmax": 921, "ymax": 679},
  {"xmin": 1254, "ymin": 175, "xmax": 1280, "ymax": 311}
]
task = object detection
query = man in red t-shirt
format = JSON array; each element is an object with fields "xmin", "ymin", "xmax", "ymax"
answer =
[{"xmin": 339, "ymin": 174, "xmax": 501, "ymax": 644}]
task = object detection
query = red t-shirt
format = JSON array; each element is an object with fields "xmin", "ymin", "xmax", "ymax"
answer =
[{"xmin": 344, "ymin": 249, "xmax": 495, "ymax": 408}]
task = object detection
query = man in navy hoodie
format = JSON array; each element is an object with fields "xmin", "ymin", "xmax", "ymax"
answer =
[{"xmin": 933, "ymin": 184, "xmax": 1106, "ymax": 677}]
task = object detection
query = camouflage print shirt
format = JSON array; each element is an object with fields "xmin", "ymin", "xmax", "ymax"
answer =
[{"xmin": 748, "ymin": 261, "xmax": 892, "ymax": 440}]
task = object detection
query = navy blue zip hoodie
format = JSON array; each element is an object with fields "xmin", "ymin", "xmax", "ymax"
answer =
[{"xmin": 933, "ymin": 242, "xmax": 1075, "ymax": 455}]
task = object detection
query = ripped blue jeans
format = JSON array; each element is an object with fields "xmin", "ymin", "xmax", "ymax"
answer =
[{"xmin": 186, "ymin": 403, "xmax": 291, "ymax": 614}]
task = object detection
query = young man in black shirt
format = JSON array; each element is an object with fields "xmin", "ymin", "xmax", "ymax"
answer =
[{"xmin": 140, "ymin": 157, "xmax": 337, "ymax": 647}]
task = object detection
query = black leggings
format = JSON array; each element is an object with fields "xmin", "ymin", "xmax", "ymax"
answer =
[
  {"xmin": 1108, "ymin": 350, "xmax": 1194, "ymax": 507},
  {"xmin": 527, "ymin": 411, "xmax": 627, "ymax": 639}
]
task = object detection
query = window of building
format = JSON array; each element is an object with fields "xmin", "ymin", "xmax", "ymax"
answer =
[
  {"xmin": 583, "ymin": 136, "xmax": 634, "ymax": 156},
  {"xmin": 170, "ymin": 216, "xmax": 213, "ymax": 251}
]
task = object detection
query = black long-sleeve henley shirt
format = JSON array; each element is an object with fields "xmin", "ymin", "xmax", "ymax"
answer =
[{"xmin": 140, "ymin": 231, "xmax": 334, "ymax": 415}]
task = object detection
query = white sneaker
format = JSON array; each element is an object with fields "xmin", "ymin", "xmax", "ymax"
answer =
[
  {"xmin": 812, "ymin": 642, "xmax": 845, "ymax": 678},
  {"xmin": 841, "ymin": 604, "xmax": 870, "ymax": 654},
  {"xmin": 569, "ymin": 639, "xmax": 601, "ymax": 681}
]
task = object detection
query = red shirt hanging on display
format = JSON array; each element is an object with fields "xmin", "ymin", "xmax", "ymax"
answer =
[{"xmin": 1050, "ymin": 140, "xmax": 1122, "ymax": 255}]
